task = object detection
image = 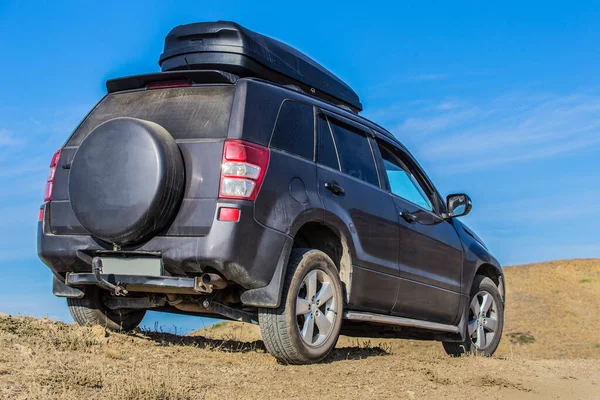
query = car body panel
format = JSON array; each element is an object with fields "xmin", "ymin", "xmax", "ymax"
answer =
[
  {"xmin": 389, "ymin": 195, "xmax": 464, "ymax": 324},
  {"xmin": 254, "ymin": 150, "xmax": 322, "ymax": 236},
  {"xmin": 317, "ymin": 164, "xmax": 401, "ymax": 313},
  {"xmin": 38, "ymin": 76, "xmax": 504, "ymax": 338}
]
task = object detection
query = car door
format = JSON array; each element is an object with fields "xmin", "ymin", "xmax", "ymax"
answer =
[
  {"xmin": 316, "ymin": 111, "xmax": 400, "ymax": 313},
  {"xmin": 373, "ymin": 139, "xmax": 464, "ymax": 325}
]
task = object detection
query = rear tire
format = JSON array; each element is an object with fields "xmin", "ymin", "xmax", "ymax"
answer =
[
  {"xmin": 259, "ymin": 248, "xmax": 344, "ymax": 364},
  {"xmin": 443, "ymin": 275, "xmax": 504, "ymax": 357},
  {"xmin": 67, "ymin": 287, "xmax": 146, "ymax": 332}
]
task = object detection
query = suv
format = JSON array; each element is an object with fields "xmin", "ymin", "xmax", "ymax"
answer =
[{"xmin": 38, "ymin": 22, "xmax": 505, "ymax": 364}]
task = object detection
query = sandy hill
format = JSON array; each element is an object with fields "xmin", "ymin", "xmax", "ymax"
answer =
[{"xmin": 1, "ymin": 259, "xmax": 599, "ymax": 399}]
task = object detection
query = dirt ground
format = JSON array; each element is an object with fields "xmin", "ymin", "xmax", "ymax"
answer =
[{"xmin": 0, "ymin": 259, "xmax": 599, "ymax": 399}]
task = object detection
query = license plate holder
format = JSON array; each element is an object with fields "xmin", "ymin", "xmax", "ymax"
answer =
[{"xmin": 99, "ymin": 257, "xmax": 163, "ymax": 277}]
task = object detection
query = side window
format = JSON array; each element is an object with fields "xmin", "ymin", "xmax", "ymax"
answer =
[
  {"xmin": 378, "ymin": 144, "xmax": 433, "ymax": 211},
  {"xmin": 270, "ymin": 100, "xmax": 315, "ymax": 160},
  {"xmin": 328, "ymin": 118, "xmax": 379, "ymax": 186},
  {"xmin": 316, "ymin": 114, "xmax": 340, "ymax": 170}
]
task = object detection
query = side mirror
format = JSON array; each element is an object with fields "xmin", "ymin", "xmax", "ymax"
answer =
[{"xmin": 445, "ymin": 193, "xmax": 472, "ymax": 218}]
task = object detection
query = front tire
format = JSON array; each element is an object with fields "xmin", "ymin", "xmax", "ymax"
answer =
[
  {"xmin": 259, "ymin": 248, "xmax": 344, "ymax": 364},
  {"xmin": 443, "ymin": 275, "xmax": 504, "ymax": 356},
  {"xmin": 67, "ymin": 287, "xmax": 146, "ymax": 332}
]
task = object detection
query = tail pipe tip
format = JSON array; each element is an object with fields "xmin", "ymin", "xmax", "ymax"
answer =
[{"xmin": 195, "ymin": 272, "xmax": 227, "ymax": 293}]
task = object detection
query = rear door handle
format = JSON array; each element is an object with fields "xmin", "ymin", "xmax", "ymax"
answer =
[
  {"xmin": 324, "ymin": 181, "xmax": 345, "ymax": 195},
  {"xmin": 399, "ymin": 210, "xmax": 417, "ymax": 223}
]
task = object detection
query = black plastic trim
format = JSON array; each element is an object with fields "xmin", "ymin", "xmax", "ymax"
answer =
[
  {"xmin": 106, "ymin": 70, "xmax": 238, "ymax": 93},
  {"xmin": 240, "ymin": 236, "xmax": 293, "ymax": 308},
  {"xmin": 52, "ymin": 276, "xmax": 85, "ymax": 298}
]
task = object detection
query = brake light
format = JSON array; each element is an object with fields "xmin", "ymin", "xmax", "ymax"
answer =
[
  {"xmin": 44, "ymin": 149, "xmax": 62, "ymax": 202},
  {"xmin": 147, "ymin": 81, "xmax": 191, "ymax": 90},
  {"xmin": 38, "ymin": 208, "xmax": 44, "ymax": 222},
  {"xmin": 219, "ymin": 140, "xmax": 270, "ymax": 201}
]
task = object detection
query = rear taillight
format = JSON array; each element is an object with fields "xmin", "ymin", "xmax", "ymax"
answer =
[
  {"xmin": 44, "ymin": 149, "xmax": 62, "ymax": 202},
  {"xmin": 219, "ymin": 140, "xmax": 270, "ymax": 201}
]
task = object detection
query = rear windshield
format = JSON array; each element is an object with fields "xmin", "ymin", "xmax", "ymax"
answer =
[{"xmin": 67, "ymin": 85, "xmax": 234, "ymax": 145}]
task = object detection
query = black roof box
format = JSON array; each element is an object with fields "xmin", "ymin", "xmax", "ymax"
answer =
[{"xmin": 159, "ymin": 21, "xmax": 362, "ymax": 112}]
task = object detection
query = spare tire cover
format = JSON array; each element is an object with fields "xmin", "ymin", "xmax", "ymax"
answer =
[{"xmin": 69, "ymin": 117, "xmax": 185, "ymax": 245}]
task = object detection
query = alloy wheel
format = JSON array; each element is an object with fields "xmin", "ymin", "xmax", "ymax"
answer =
[
  {"xmin": 468, "ymin": 290, "xmax": 499, "ymax": 350},
  {"xmin": 295, "ymin": 269, "xmax": 338, "ymax": 347}
]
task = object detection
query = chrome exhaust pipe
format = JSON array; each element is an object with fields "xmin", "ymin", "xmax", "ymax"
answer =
[{"xmin": 200, "ymin": 273, "xmax": 227, "ymax": 290}]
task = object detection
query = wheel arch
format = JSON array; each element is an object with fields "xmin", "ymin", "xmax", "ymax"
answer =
[
  {"xmin": 292, "ymin": 220, "xmax": 353, "ymax": 304},
  {"xmin": 474, "ymin": 262, "xmax": 505, "ymax": 302}
]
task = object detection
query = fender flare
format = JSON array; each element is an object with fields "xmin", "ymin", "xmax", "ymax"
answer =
[{"xmin": 474, "ymin": 260, "xmax": 505, "ymax": 302}]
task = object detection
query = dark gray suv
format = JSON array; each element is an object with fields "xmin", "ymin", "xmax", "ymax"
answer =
[{"xmin": 38, "ymin": 21, "xmax": 505, "ymax": 364}]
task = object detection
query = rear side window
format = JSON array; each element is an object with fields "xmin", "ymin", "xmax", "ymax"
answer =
[
  {"xmin": 269, "ymin": 100, "xmax": 315, "ymax": 160},
  {"xmin": 317, "ymin": 114, "xmax": 340, "ymax": 170},
  {"xmin": 328, "ymin": 118, "xmax": 379, "ymax": 186},
  {"xmin": 68, "ymin": 85, "xmax": 235, "ymax": 145}
]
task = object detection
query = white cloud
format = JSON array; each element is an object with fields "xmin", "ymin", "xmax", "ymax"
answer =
[
  {"xmin": 398, "ymin": 107, "xmax": 480, "ymax": 135},
  {"xmin": 383, "ymin": 90, "xmax": 600, "ymax": 173},
  {"xmin": 0, "ymin": 248, "xmax": 38, "ymax": 262},
  {"xmin": 364, "ymin": 74, "xmax": 450, "ymax": 100},
  {"xmin": 0, "ymin": 203, "xmax": 41, "ymax": 226},
  {"xmin": 0, "ymin": 154, "xmax": 49, "ymax": 178},
  {"xmin": 0, "ymin": 129, "xmax": 21, "ymax": 148},
  {"xmin": 476, "ymin": 190, "xmax": 600, "ymax": 223},
  {"xmin": 437, "ymin": 101, "xmax": 460, "ymax": 110},
  {"xmin": 406, "ymin": 73, "xmax": 449, "ymax": 82}
]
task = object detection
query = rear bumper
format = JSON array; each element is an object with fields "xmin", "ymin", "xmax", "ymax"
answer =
[
  {"xmin": 66, "ymin": 273, "xmax": 202, "ymax": 295},
  {"xmin": 38, "ymin": 201, "xmax": 290, "ymax": 291}
]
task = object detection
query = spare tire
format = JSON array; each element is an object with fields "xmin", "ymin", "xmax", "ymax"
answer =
[{"xmin": 69, "ymin": 117, "xmax": 185, "ymax": 246}]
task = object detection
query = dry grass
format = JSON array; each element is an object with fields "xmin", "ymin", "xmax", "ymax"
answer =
[
  {"xmin": 0, "ymin": 259, "xmax": 599, "ymax": 399},
  {"xmin": 196, "ymin": 258, "xmax": 600, "ymax": 360},
  {"xmin": 497, "ymin": 258, "xmax": 600, "ymax": 359}
]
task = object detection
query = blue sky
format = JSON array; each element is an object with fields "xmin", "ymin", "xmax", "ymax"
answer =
[{"xmin": 1, "ymin": 1, "xmax": 599, "ymax": 333}]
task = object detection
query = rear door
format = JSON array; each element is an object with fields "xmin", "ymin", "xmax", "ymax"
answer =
[
  {"xmin": 316, "ymin": 111, "xmax": 400, "ymax": 313},
  {"xmin": 51, "ymin": 85, "xmax": 235, "ymax": 237},
  {"xmin": 374, "ymin": 139, "xmax": 464, "ymax": 324}
]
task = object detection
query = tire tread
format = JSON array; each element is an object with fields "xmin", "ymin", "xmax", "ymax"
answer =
[
  {"xmin": 443, "ymin": 274, "xmax": 504, "ymax": 357},
  {"xmin": 259, "ymin": 248, "xmax": 342, "ymax": 364},
  {"xmin": 67, "ymin": 288, "xmax": 145, "ymax": 332}
]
